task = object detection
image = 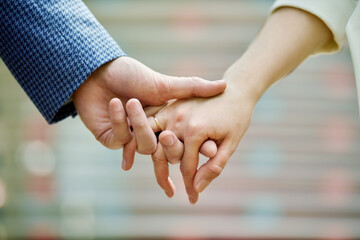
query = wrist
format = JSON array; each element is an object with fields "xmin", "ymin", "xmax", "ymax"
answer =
[
  {"xmin": 73, "ymin": 58, "xmax": 119, "ymax": 105},
  {"xmin": 223, "ymin": 63, "xmax": 271, "ymax": 107}
]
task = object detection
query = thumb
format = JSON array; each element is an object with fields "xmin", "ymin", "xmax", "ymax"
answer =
[{"xmin": 160, "ymin": 75, "xmax": 226, "ymax": 100}]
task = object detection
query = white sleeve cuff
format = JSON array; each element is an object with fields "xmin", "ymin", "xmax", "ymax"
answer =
[{"xmin": 270, "ymin": 0, "xmax": 356, "ymax": 54}]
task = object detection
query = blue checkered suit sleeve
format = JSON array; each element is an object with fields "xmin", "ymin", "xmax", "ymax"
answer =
[{"xmin": 0, "ymin": 0, "xmax": 126, "ymax": 124}]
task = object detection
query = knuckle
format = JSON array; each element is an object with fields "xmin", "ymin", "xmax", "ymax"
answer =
[
  {"xmin": 190, "ymin": 77, "xmax": 196, "ymax": 94},
  {"xmin": 112, "ymin": 115, "xmax": 126, "ymax": 125},
  {"xmin": 180, "ymin": 165, "xmax": 193, "ymax": 177},
  {"xmin": 131, "ymin": 120, "xmax": 148, "ymax": 129},
  {"xmin": 187, "ymin": 121, "xmax": 202, "ymax": 135},
  {"xmin": 205, "ymin": 163, "xmax": 223, "ymax": 179},
  {"xmin": 107, "ymin": 143, "xmax": 123, "ymax": 150},
  {"xmin": 138, "ymin": 144, "xmax": 157, "ymax": 155},
  {"xmin": 174, "ymin": 110, "xmax": 186, "ymax": 124},
  {"xmin": 117, "ymin": 134, "xmax": 132, "ymax": 145},
  {"xmin": 168, "ymin": 158, "xmax": 180, "ymax": 165},
  {"xmin": 151, "ymin": 152, "xmax": 164, "ymax": 164},
  {"xmin": 152, "ymin": 156, "xmax": 161, "ymax": 165},
  {"xmin": 155, "ymin": 73, "xmax": 171, "ymax": 103}
]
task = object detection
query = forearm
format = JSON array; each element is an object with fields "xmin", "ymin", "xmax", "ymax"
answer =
[
  {"xmin": 224, "ymin": 7, "xmax": 333, "ymax": 102},
  {"xmin": 0, "ymin": 0, "xmax": 125, "ymax": 124}
]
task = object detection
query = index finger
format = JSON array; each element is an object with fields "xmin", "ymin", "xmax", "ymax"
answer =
[
  {"xmin": 152, "ymin": 143, "xmax": 175, "ymax": 198},
  {"xmin": 126, "ymin": 99, "xmax": 157, "ymax": 154},
  {"xmin": 180, "ymin": 133, "xmax": 205, "ymax": 204}
]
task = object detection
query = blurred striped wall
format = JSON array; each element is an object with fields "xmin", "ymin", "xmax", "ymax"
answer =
[{"xmin": 0, "ymin": 0, "xmax": 359, "ymax": 239}]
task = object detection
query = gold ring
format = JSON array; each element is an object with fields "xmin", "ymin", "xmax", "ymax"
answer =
[{"xmin": 153, "ymin": 116, "xmax": 163, "ymax": 131}]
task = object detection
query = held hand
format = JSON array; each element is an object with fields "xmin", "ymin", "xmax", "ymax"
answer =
[
  {"xmin": 72, "ymin": 57, "xmax": 226, "ymax": 151},
  {"xmin": 148, "ymin": 84, "xmax": 257, "ymax": 204},
  {"xmin": 152, "ymin": 130, "xmax": 218, "ymax": 198},
  {"xmin": 124, "ymin": 99, "xmax": 218, "ymax": 198}
]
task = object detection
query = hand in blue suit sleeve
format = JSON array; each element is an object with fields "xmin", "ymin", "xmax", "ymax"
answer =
[{"xmin": 0, "ymin": 1, "xmax": 227, "ymax": 164}]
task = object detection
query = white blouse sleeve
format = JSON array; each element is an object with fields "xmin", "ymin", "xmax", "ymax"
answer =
[{"xmin": 270, "ymin": 0, "xmax": 356, "ymax": 54}]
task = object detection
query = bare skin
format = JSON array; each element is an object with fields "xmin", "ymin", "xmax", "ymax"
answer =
[{"xmin": 127, "ymin": 7, "xmax": 333, "ymax": 204}]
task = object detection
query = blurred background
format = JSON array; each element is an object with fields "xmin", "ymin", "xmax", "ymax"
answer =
[{"xmin": 0, "ymin": 0, "xmax": 360, "ymax": 239}]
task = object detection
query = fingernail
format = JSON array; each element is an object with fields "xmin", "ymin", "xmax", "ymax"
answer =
[
  {"xmin": 164, "ymin": 177, "xmax": 175, "ymax": 198},
  {"xmin": 122, "ymin": 158, "xmax": 127, "ymax": 170},
  {"xmin": 114, "ymin": 100, "xmax": 121, "ymax": 111},
  {"xmin": 168, "ymin": 177, "xmax": 175, "ymax": 189},
  {"xmin": 189, "ymin": 195, "xmax": 198, "ymax": 204},
  {"xmin": 162, "ymin": 134, "xmax": 174, "ymax": 146},
  {"xmin": 195, "ymin": 180, "xmax": 209, "ymax": 193},
  {"xmin": 214, "ymin": 80, "xmax": 225, "ymax": 83},
  {"xmin": 164, "ymin": 190, "xmax": 173, "ymax": 198},
  {"xmin": 188, "ymin": 195, "xmax": 198, "ymax": 204}
]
